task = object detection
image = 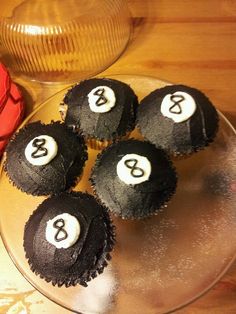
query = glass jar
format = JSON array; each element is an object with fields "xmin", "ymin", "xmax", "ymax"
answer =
[{"xmin": 0, "ymin": 0, "xmax": 131, "ymax": 83}]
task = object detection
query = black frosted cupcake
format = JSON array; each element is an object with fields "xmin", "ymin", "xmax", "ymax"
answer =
[
  {"xmin": 137, "ymin": 85, "xmax": 219, "ymax": 156},
  {"xmin": 23, "ymin": 192, "xmax": 115, "ymax": 287},
  {"xmin": 60, "ymin": 78, "xmax": 138, "ymax": 149},
  {"xmin": 90, "ymin": 139, "xmax": 177, "ymax": 219},
  {"xmin": 5, "ymin": 121, "xmax": 87, "ymax": 196}
]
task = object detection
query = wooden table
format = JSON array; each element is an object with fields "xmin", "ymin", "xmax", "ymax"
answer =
[{"xmin": 0, "ymin": 0, "xmax": 236, "ymax": 313}]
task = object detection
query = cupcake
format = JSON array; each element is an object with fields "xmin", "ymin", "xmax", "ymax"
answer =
[
  {"xmin": 90, "ymin": 139, "xmax": 177, "ymax": 219},
  {"xmin": 5, "ymin": 121, "xmax": 87, "ymax": 196},
  {"xmin": 60, "ymin": 78, "xmax": 138, "ymax": 149},
  {"xmin": 23, "ymin": 192, "xmax": 115, "ymax": 287},
  {"xmin": 137, "ymin": 84, "xmax": 219, "ymax": 156}
]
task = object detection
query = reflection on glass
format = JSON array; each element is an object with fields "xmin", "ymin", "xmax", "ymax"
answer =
[{"xmin": 72, "ymin": 265, "xmax": 117, "ymax": 313}]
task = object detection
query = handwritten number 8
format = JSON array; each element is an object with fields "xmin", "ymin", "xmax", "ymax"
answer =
[
  {"xmin": 53, "ymin": 218, "xmax": 68, "ymax": 242},
  {"xmin": 169, "ymin": 94, "xmax": 185, "ymax": 114},
  {"xmin": 31, "ymin": 138, "xmax": 48, "ymax": 158},
  {"xmin": 124, "ymin": 159, "xmax": 145, "ymax": 178},
  {"xmin": 94, "ymin": 88, "xmax": 107, "ymax": 106}
]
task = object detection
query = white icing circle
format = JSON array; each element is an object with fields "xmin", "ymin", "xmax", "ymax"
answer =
[
  {"xmin": 88, "ymin": 86, "xmax": 116, "ymax": 113},
  {"xmin": 116, "ymin": 153, "xmax": 151, "ymax": 185},
  {"xmin": 24, "ymin": 135, "xmax": 58, "ymax": 166},
  {"xmin": 160, "ymin": 91, "xmax": 196, "ymax": 123},
  {"xmin": 45, "ymin": 213, "xmax": 80, "ymax": 249}
]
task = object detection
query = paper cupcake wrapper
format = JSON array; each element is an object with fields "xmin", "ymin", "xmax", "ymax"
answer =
[{"xmin": 87, "ymin": 133, "xmax": 130, "ymax": 150}]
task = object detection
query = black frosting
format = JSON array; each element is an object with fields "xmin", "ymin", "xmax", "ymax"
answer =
[
  {"xmin": 5, "ymin": 121, "xmax": 88, "ymax": 196},
  {"xmin": 63, "ymin": 78, "xmax": 138, "ymax": 140},
  {"xmin": 23, "ymin": 192, "xmax": 115, "ymax": 287},
  {"xmin": 90, "ymin": 140, "xmax": 177, "ymax": 219},
  {"xmin": 137, "ymin": 85, "xmax": 219, "ymax": 155}
]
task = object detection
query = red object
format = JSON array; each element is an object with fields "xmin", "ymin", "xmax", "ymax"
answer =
[
  {"xmin": 0, "ymin": 63, "xmax": 25, "ymax": 156},
  {"xmin": 0, "ymin": 63, "xmax": 11, "ymax": 113}
]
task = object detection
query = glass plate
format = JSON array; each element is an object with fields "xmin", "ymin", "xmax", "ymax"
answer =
[{"xmin": 0, "ymin": 75, "xmax": 236, "ymax": 314}]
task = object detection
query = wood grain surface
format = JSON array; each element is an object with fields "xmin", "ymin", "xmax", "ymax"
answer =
[{"xmin": 0, "ymin": 0, "xmax": 236, "ymax": 313}]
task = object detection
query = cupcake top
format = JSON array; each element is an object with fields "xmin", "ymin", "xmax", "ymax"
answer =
[
  {"xmin": 5, "ymin": 121, "xmax": 87, "ymax": 196},
  {"xmin": 90, "ymin": 139, "xmax": 177, "ymax": 219},
  {"xmin": 137, "ymin": 85, "xmax": 219, "ymax": 156},
  {"xmin": 23, "ymin": 192, "xmax": 115, "ymax": 287},
  {"xmin": 60, "ymin": 78, "xmax": 138, "ymax": 141}
]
